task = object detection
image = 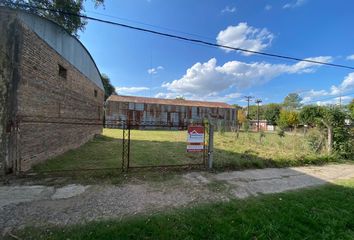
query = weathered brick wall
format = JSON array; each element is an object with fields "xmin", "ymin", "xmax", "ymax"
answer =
[
  {"xmin": 0, "ymin": 9, "xmax": 105, "ymax": 173},
  {"xmin": 15, "ymin": 22, "xmax": 104, "ymax": 171},
  {"xmin": 0, "ymin": 12, "xmax": 21, "ymax": 175}
]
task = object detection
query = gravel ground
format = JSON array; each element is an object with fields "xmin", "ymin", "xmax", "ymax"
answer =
[{"xmin": 1, "ymin": 163, "xmax": 354, "ymax": 234}]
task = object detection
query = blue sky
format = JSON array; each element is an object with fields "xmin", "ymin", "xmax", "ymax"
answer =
[{"xmin": 79, "ymin": 0, "xmax": 354, "ymax": 106}]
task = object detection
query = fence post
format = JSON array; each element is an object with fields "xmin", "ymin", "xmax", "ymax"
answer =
[{"xmin": 208, "ymin": 124, "xmax": 214, "ymax": 170}]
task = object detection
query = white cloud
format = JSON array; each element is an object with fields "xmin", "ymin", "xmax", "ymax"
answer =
[
  {"xmin": 116, "ymin": 86, "xmax": 149, "ymax": 95},
  {"xmin": 225, "ymin": 92, "xmax": 242, "ymax": 99},
  {"xmin": 346, "ymin": 54, "xmax": 354, "ymax": 60},
  {"xmin": 147, "ymin": 66, "xmax": 164, "ymax": 74},
  {"xmin": 265, "ymin": 5, "xmax": 272, "ymax": 11},
  {"xmin": 315, "ymin": 96, "xmax": 352, "ymax": 106},
  {"xmin": 154, "ymin": 91, "xmax": 243, "ymax": 103},
  {"xmin": 162, "ymin": 57, "xmax": 331, "ymax": 98},
  {"xmin": 154, "ymin": 92, "xmax": 178, "ymax": 99},
  {"xmin": 330, "ymin": 72, "xmax": 354, "ymax": 95},
  {"xmin": 301, "ymin": 72, "xmax": 354, "ymax": 104},
  {"xmin": 221, "ymin": 6, "xmax": 236, "ymax": 13},
  {"xmin": 216, "ymin": 22, "xmax": 274, "ymax": 55},
  {"xmin": 283, "ymin": 0, "xmax": 307, "ymax": 9},
  {"xmin": 301, "ymin": 90, "xmax": 329, "ymax": 103}
]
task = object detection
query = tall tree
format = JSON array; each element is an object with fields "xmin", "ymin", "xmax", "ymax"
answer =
[
  {"xmin": 319, "ymin": 107, "xmax": 348, "ymax": 155},
  {"xmin": 237, "ymin": 110, "xmax": 247, "ymax": 125},
  {"xmin": 299, "ymin": 105, "xmax": 324, "ymax": 127},
  {"xmin": 101, "ymin": 73, "xmax": 116, "ymax": 100},
  {"xmin": 283, "ymin": 93, "xmax": 303, "ymax": 110},
  {"xmin": 247, "ymin": 105, "xmax": 264, "ymax": 120},
  {"xmin": 277, "ymin": 110, "xmax": 299, "ymax": 130},
  {"xmin": 2, "ymin": 0, "xmax": 104, "ymax": 36},
  {"xmin": 349, "ymin": 98, "xmax": 354, "ymax": 119},
  {"xmin": 175, "ymin": 96, "xmax": 185, "ymax": 100},
  {"xmin": 263, "ymin": 103, "xmax": 281, "ymax": 125}
]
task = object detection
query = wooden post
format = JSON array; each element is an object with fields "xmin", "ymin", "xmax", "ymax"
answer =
[
  {"xmin": 327, "ymin": 126, "xmax": 333, "ymax": 154},
  {"xmin": 208, "ymin": 124, "xmax": 214, "ymax": 170}
]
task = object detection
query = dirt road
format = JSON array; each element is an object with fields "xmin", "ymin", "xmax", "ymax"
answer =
[{"xmin": 1, "ymin": 164, "xmax": 354, "ymax": 233}]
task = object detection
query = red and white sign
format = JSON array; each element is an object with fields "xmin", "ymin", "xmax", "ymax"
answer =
[{"xmin": 187, "ymin": 125, "xmax": 204, "ymax": 152}]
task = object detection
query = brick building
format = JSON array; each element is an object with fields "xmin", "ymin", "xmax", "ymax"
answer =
[
  {"xmin": 105, "ymin": 95, "xmax": 237, "ymax": 127},
  {"xmin": 0, "ymin": 7, "xmax": 105, "ymax": 174}
]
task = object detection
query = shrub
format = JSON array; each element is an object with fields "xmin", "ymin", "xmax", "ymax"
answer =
[
  {"xmin": 243, "ymin": 120, "xmax": 250, "ymax": 132},
  {"xmin": 217, "ymin": 120, "xmax": 226, "ymax": 135},
  {"xmin": 277, "ymin": 129, "xmax": 285, "ymax": 137},
  {"xmin": 306, "ymin": 128, "xmax": 324, "ymax": 153}
]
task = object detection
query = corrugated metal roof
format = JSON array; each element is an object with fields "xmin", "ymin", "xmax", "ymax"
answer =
[
  {"xmin": 0, "ymin": 7, "xmax": 104, "ymax": 90},
  {"xmin": 107, "ymin": 95, "xmax": 235, "ymax": 109}
]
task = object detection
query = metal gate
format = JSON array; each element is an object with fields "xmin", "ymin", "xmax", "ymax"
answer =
[{"xmin": 121, "ymin": 121, "xmax": 209, "ymax": 171}]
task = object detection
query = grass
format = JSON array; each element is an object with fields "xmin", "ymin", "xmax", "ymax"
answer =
[
  {"xmin": 12, "ymin": 178, "xmax": 354, "ymax": 240},
  {"xmin": 33, "ymin": 129, "xmax": 335, "ymax": 174}
]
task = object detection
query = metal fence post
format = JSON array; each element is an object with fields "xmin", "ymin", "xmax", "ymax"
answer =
[{"xmin": 208, "ymin": 124, "xmax": 214, "ymax": 170}]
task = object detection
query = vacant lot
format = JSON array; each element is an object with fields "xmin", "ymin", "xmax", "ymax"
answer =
[
  {"xmin": 9, "ymin": 177, "xmax": 354, "ymax": 239},
  {"xmin": 34, "ymin": 128, "xmax": 333, "ymax": 173}
]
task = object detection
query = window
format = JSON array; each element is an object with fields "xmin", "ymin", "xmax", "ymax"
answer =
[
  {"xmin": 94, "ymin": 89, "xmax": 98, "ymax": 98},
  {"xmin": 135, "ymin": 103, "xmax": 144, "ymax": 111},
  {"xmin": 58, "ymin": 64, "xmax": 67, "ymax": 79}
]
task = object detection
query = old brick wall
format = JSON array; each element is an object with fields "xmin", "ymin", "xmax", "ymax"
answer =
[
  {"xmin": 0, "ymin": 11, "xmax": 21, "ymax": 175},
  {"xmin": 0, "ymin": 8, "xmax": 105, "ymax": 174},
  {"xmin": 14, "ymin": 21, "xmax": 104, "ymax": 172}
]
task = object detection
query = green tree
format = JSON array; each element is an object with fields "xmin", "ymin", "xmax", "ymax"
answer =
[
  {"xmin": 237, "ymin": 110, "xmax": 247, "ymax": 125},
  {"xmin": 101, "ymin": 73, "xmax": 116, "ymax": 100},
  {"xmin": 247, "ymin": 105, "xmax": 264, "ymax": 120},
  {"xmin": 2, "ymin": 0, "xmax": 104, "ymax": 36},
  {"xmin": 319, "ymin": 106, "xmax": 352, "ymax": 156},
  {"xmin": 299, "ymin": 105, "xmax": 324, "ymax": 127},
  {"xmin": 277, "ymin": 110, "xmax": 299, "ymax": 130},
  {"xmin": 175, "ymin": 96, "xmax": 185, "ymax": 100},
  {"xmin": 348, "ymin": 98, "xmax": 354, "ymax": 119},
  {"xmin": 283, "ymin": 93, "xmax": 303, "ymax": 110},
  {"xmin": 263, "ymin": 103, "xmax": 281, "ymax": 125}
]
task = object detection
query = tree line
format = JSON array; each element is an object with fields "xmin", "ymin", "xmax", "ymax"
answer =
[{"xmin": 235, "ymin": 93, "xmax": 354, "ymax": 158}]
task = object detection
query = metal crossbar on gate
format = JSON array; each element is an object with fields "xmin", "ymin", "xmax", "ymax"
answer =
[{"xmin": 121, "ymin": 120, "xmax": 209, "ymax": 171}]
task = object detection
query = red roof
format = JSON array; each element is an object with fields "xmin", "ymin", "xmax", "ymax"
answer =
[{"xmin": 107, "ymin": 95, "xmax": 234, "ymax": 109}]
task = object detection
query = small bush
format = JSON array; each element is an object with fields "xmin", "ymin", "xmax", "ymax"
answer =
[
  {"xmin": 306, "ymin": 128, "xmax": 324, "ymax": 153},
  {"xmin": 243, "ymin": 120, "xmax": 250, "ymax": 132},
  {"xmin": 217, "ymin": 120, "xmax": 226, "ymax": 135},
  {"xmin": 259, "ymin": 130, "xmax": 266, "ymax": 143},
  {"xmin": 277, "ymin": 129, "xmax": 285, "ymax": 137}
]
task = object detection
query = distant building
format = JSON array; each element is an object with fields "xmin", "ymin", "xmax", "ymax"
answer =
[
  {"xmin": 105, "ymin": 95, "xmax": 237, "ymax": 127},
  {"xmin": 249, "ymin": 120, "xmax": 275, "ymax": 131},
  {"xmin": 0, "ymin": 7, "xmax": 104, "ymax": 174}
]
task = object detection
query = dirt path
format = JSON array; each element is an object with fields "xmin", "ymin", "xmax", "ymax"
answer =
[{"xmin": 1, "ymin": 164, "xmax": 354, "ymax": 233}]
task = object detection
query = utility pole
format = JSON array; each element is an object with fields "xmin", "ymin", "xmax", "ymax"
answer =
[
  {"xmin": 244, "ymin": 96, "xmax": 254, "ymax": 119},
  {"xmin": 255, "ymin": 99, "xmax": 262, "ymax": 132},
  {"xmin": 339, "ymin": 90, "xmax": 342, "ymax": 108}
]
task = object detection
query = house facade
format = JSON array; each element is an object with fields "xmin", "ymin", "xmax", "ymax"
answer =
[
  {"xmin": 0, "ymin": 7, "xmax": 104, "ymax": 174},
  {"xmin": 105, "ymin": 95, "xmax": 237, "ymax": 128},
  {"xmin": 249, "ymin": 120, "xmax": 276, "ymax": 131}
]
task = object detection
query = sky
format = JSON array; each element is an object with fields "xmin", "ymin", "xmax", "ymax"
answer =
[{"xmin": 79, "ymin": 0, "xmax": 354, "ymax": 106}]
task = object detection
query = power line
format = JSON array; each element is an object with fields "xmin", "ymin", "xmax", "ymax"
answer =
[
  {"xmin": 303, "ymin": 92, "xmax": 354, "ymax": 104},
  {"xmin": 9, "ymin": 3, "xmax": 354, "ymax": 71}
]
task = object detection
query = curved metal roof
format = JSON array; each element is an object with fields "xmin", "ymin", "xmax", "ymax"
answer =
[{"xmin": 1, "ymin": 7, "xmax": 104, "ymax": 90}]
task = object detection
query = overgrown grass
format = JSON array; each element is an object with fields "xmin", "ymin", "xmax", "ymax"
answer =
[
  {"xmin": 12, "ymin": 179, "xmax": 354, "ymax": 239},
  {"xmin": 33, "ymin": 129, "xmax": 336, "ymax": 174}
]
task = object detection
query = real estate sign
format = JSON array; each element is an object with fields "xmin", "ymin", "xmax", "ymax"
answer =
[{"xmin": 187, "ymin": 125, "xmax": 204, "ymax": 152}]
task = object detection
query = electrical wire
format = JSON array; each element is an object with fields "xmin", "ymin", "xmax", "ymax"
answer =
[
  {"xmin": 302, "ymin": 92, "xmax": 354, "ymax": 104},
  {"xmin": 8, "ymin": 2, "xmax": 354, "ymax": 71}
]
